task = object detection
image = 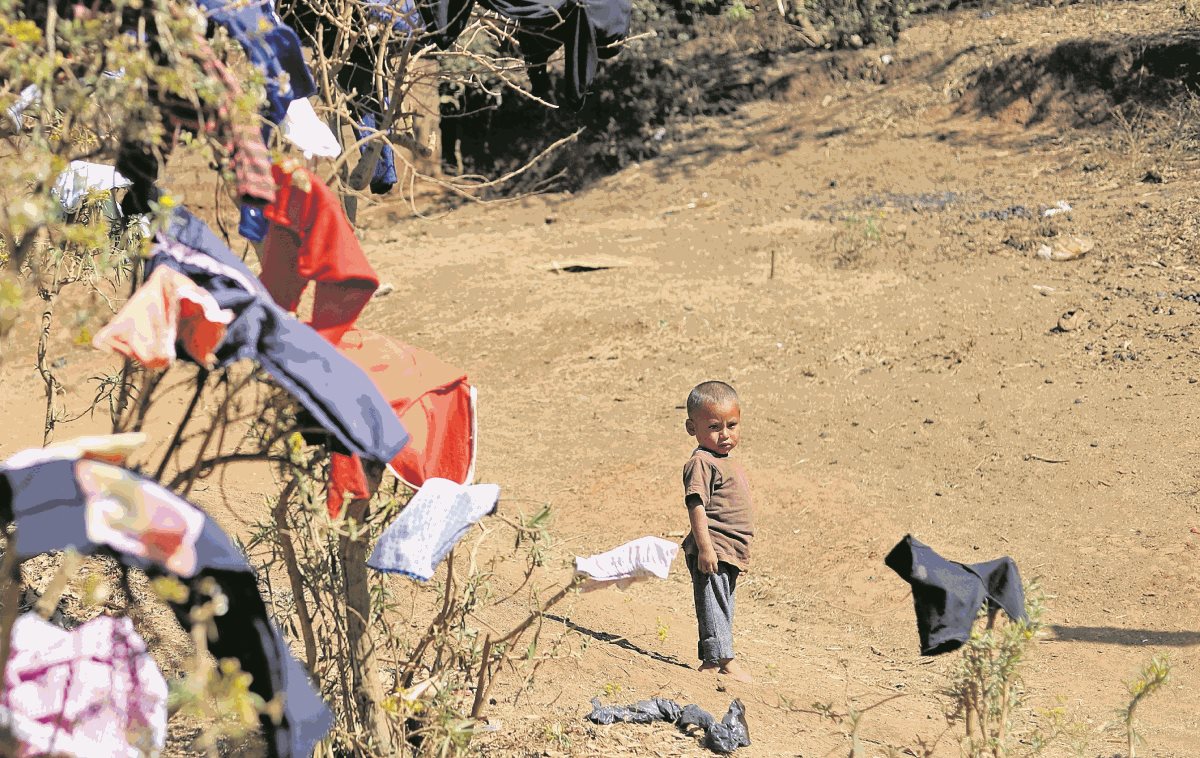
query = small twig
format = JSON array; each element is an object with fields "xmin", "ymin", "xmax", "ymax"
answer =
[
  {"xmin": 274, "ymin": 478, "xmax": 318, "ymax": 671},
  {"xmin": 154, "ymin": 369, "xmax": 208, "ymax": 481},
  {"xmin": 470, "ymin": 577, "xmax": 580, "ymax": 719},
  {"xmin": 1023, "ymin": 453, "xmax": 1070, "ymax": 464}
]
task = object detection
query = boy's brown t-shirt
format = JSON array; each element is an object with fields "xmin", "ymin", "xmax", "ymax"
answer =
[{"xmin": 681, "ymin": 447, "xmax": 754, "ymax": 571}]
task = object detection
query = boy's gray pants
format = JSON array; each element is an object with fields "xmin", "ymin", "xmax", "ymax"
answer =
[{"xmin": 687, "ymin": 553, "xmax": 739, "ymax": 662}]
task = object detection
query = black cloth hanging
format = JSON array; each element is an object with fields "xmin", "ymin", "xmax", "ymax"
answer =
[
  {"xmin": 418, "ymin": 0, "xmax": 631, "ymax": 107},
  {"xmin": 0, "ymin": 454, "xmax": 332, "ymax": 758},
  {"xmin": 884, "ymin": 534, "xmax": 1026, "ymax": 656}
]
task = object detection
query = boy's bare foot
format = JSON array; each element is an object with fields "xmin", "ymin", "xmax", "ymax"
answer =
[
  {"xmin": 718, "ymin": 659, "xmax": 753, "ymax": 683},
  {"xmin": 698, "ymin": 661, "xmax": 720, "ymax": 673}
]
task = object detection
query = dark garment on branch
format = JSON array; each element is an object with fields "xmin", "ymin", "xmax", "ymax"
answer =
[
  {"xmin": 147, "ymin": 208, "xmax": 409, "ymax": 465},
  {"xmin": 0, "ymin": 456, "xmax": 332, "ymax": 758},
  {"xmin": 504, "ymin": 4, "xmax": 595, "ymax": 107},
  {"xmin": 287, "ymin": 5, "xmax": 421, "ymax": 198},
  {"xmin": 419, "ymin": 0, "xmax": 631, "ymax": 106},
  {"xmin": 587, "ymin": 697, "xmax": 750, "ymax": 754},
  {"xmin": 115, "ymin": 21, "xmax": 279, "ymax": 214},
  {"xmin": 885, "ymin": 534, "xmax": 1026, "ymax": 656},
  {"xmin": 194, "ymin": 0, "xmax": 316, "ymax": 124}
]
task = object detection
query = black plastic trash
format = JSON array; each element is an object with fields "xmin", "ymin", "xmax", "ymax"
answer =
[{"xmin": 587, "ymin": 697, "xmax": 751, "ymax": 754}]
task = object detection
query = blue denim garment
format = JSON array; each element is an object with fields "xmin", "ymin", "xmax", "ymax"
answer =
[
  {"xmin": 149, "ymin": 208, "xmax": 409, "ymax": 464},
  {"xmin": 239, "ymin": 204, "xmax": 269, "ymax": 243},
  {"xmin": 365, "ymin": 0, "xmax": 424, "ymax": 31},
  {"xmin": 195, "ymin": 0, "xmax": 317, "ymax": 123},
  {"xmin": 355, "ymin": 111, "xmax": 399, "ymax": 194},
  {"xmin": 885, "ymin": 535, "xmax": 1026, "ymax": 656}
]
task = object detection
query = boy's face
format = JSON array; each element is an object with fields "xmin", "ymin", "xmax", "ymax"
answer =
[{"xmin": 686, "ymin": 400, "xmax": 741, "ymax": 454}]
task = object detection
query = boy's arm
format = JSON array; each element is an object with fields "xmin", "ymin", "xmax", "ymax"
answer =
[{"xmin": 686, "ymin": 494, "xmax": 719, "ymax": 575}]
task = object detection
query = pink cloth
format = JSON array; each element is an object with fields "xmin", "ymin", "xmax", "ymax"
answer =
[
  {"xmin": 1, "ymin": 614, "xmax": 167, "ymax": 757},
  {"xmin": 77, "ymin": 460, "xmax": 205, "ymax": 577},
  {"xmin": 92, "ymin": 266, "xmax": 233, "ymax": 369}
]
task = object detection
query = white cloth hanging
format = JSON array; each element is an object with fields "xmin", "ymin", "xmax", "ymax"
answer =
[
  {"xmin": 51, "ymin": 161, "xmax": 132, "ymax": 213},
  {"xmin": 282, "ymin": 98, "xmax": 342, "ymax": 159},
  {"xmin": 367, "ymin": 478, "xmax": 500, "ymax": 581},
  {"xmin": 0, "ymin": 614, "xmax": 168, "ymax": 757}
]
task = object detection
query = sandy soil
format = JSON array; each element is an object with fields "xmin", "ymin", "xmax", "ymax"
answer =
[{"xmin": 3, "ymin": 0, "xmax": 1200, "ymax": 755}]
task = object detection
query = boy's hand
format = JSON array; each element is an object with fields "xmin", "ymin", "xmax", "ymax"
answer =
[{"xmin": 697, "ymin": 546, "xmax": 719, "ymax": 575}]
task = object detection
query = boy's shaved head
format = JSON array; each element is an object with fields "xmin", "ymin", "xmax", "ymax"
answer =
[{"xmin": 687, "ymin": 381, "xmax": 739, "ymax": 418}]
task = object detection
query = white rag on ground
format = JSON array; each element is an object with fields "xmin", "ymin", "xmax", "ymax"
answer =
[{"xmin": 575, "ymin": 536, "xmax": 680, "ymax": 592}]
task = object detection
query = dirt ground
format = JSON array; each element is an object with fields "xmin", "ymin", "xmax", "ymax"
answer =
[{"xmin": 4, "ymin": 0, "xmax": 1200, "ymax": 755}]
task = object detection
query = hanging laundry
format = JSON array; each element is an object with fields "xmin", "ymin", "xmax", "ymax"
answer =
[
  {"xmin": 239, "ymin": 205, "xmax": 270, "ymax": 244},
  {"xmin": 190, "ymin": 0, "xmax": 319, "ymax": 236},
  {"xmin": 51, "ymin": 161, "xmax": 132, "ymax": 214},
  {"xmin": 146, "ymin": 207, "xmax": 409, "ymax": 466},
  {"xmin": 364, "ymin": 0, "xmax": 424, "ymax": 29},
  {"xmin": 282, "ymin": 98, "xmax": 342, "ymax": 159},
  {"xmin": 367, "ymin": 478, "xmax": 499, "ymax": 580},
  {"xmin": 0, "ymin": 451, "xmax": 334, "ymax": 758},
  {"xmin": 116, "ymin": 30, "xmax": 276, "ymax": 214},
  {"xmin": 1, "ymin": 614, "xmax": 168, "ymax": 758},
  {"xmin": 252, "ymin": 165, "xmax": 475, "ymax": 513},
  {"xmin": 587, "ymin": 697, "xmax": 751, "ymax": 754},
  {"xmin": 0, "ymin": 431, "xmax": 147, "ymax": 471},
  {"xmin": 77, "ymin": 459, "xmax": 207, "ymax": 576},
  {"xmin": 420, "ymin": 0, "xmax": 632, "ymax": 106},
  {"xmin": 327, "ymin": 449, "xmax": 373, "ymax": 518},
  {"xmin": 324, "ymin": 331, "xmax": 480, "ymax": 517},
  {"xmin": 6, "ymin": 83, "xmax": 40, "ymax": 130},
  {"xmin": 339, "ymin": 332, "xmax": 478, "ymax": 491},
  {"xmin": 353, "ymin": 111, "xmax": 399, "ymax": 195},
  {"xmin": 259, "ymin": 164, "xmax": 378, "ymax": 346},
  {"xmin": 92, "ymin": 265, "xmax": 233, "ymax": 370},
  {"xmin": 193, "ymin": 0, "xmax": 316, "ymax": 124},
  {"xmin": 191, "ymin": 39, "xmax": 276, "ymax": 208},
  {"xmin": 885, "ymin": 534, "xmax": 1026, "ymax": 656},
  {"xmin": 287, "ymin": 4, "xmax": 423, "ymax": 196},
  {"xmin": 574, "ymin": 536, "xmax": 680, "ymax": 592}
]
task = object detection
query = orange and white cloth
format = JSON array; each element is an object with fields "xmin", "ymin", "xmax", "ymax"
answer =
[
  {"xmin": 92, "ymin": 266, "xmax": 233, "ymax": 370},
  {"xmin": 325, "ymin": 332, "xmax": 478, "ymax": 516}
]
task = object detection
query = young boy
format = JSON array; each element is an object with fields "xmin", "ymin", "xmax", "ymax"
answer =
[{"xmin": 681, "ymin": 380, "xmax": 754, "ymax": 683}]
